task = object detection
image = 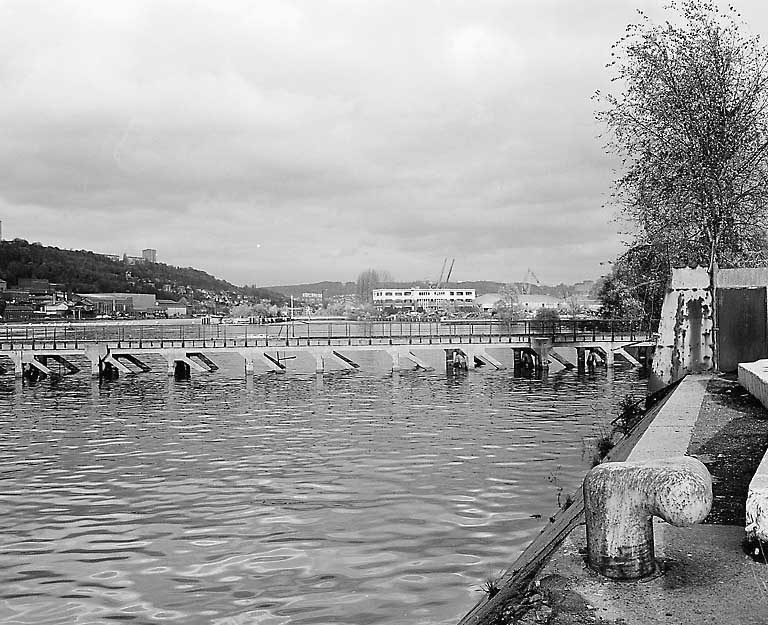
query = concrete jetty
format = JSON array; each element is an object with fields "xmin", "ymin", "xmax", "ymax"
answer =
[{"xmin": 458, "ymin": 374, "xmax": 768, "ymax": 625}]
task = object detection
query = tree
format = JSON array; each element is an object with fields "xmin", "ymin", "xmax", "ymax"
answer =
[
  {"xmin": 534, "ymin": 307, "xmax": 561, "ymax": 322},
  {"xmin": 597, "ymin": 244, "xmax": 668, "ymax": 320},
  {"xmin": 597, "ymin": 1, "xmax": 768, "ymax": 296},
  {"xmin": 355, "ymin": 268, "xmax": 392, "ymax": 303}
]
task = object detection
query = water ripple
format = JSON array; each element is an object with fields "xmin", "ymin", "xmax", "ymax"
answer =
[{"xmin": 0, "ymin": 366, "xmax": 645, "ymax": 624}]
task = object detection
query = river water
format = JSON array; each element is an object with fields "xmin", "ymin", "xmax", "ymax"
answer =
[{"xmin": 0, "ymin": 359, "xmax": 646, "ymax": 625}]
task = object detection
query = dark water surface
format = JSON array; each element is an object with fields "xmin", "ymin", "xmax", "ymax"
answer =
[{"xmin": 0, "ymin": 363, "xmax": 645, "ymax": 625}]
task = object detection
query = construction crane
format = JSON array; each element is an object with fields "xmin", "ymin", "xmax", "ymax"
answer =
[
  {"xmin": 520, "ymin": 268, "xmax": 540, "ymax": 295},
  {"xmin": 444, "ymin": 258, "xmax": 455, "ymax": 285},
  {"xmin": 436, "ymin": 258, "xmax": 448, "ymax": 287}
]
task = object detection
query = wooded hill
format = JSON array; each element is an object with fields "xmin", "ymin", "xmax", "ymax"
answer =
[{"xmin": 0, "ymin": 239, "xmax": 285, "ymax": 303}]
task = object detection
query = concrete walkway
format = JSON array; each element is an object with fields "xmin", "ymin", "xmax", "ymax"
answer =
[{"xmin": 517, "ymin": 374, "xmax": 768, "ymax": 625}]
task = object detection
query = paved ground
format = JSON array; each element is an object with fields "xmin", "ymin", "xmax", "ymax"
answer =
[{"xmin": 516, "ymin": 373, "xmax": 768, "ymax": 625}]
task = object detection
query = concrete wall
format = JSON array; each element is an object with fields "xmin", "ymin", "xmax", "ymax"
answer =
[
  {"xmin": 650, "ymin": 267, "xmax": 714, "ymax": 392},
  {"xmin": 716, "ymin": 267, "xmax": 768, "ymax": 288}
]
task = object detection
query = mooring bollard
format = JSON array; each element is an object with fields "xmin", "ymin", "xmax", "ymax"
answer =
[{"xmin": 583, "ymin": 456, "xmax": 712, "ymax": 579}]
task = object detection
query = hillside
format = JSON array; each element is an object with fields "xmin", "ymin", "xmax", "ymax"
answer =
[{"xmin": 0, "ymin": 239, "xmax": 237, "ymax": 297}]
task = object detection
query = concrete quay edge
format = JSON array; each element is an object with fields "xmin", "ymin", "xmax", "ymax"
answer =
[
  {"xmin": 511, "ymin": 373, "xmax": 768, "ymax": 625},
  {"xmin": 627, "ymin": 374, "xmax": 709, "ymax": 462}
]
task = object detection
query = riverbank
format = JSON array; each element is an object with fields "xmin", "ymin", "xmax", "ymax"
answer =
[{"xmin": 461, "ymin": 373, "xmax": 768, "ymax": 625}]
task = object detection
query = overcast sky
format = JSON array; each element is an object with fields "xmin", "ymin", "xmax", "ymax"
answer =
[{"xmin": 2, "ymin": 1, "xmax": 768, "ymax": 287}]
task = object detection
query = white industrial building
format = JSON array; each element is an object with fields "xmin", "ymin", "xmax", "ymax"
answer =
[{"xmin": 372, "ymin": 287, "xmax": 476, "ymax": 310}]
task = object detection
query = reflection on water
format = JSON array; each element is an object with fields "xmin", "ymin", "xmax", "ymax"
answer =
[{"xmin": 0, "ymin": 364, "xmax": 645, "ymax": 625}]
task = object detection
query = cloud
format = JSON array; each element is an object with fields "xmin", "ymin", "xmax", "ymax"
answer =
[{"xmin": 1, "ymin": 0, "xmax": 765, "ymax": 285}]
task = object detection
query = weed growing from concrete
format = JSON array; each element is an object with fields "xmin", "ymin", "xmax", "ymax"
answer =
[
  {"xmin": 480, "ymin": 575, "xmax": 501, "ymax": 599},
  {"xmin": 612, "ymin": 393, "xmax": 644, "ymax": 435}
]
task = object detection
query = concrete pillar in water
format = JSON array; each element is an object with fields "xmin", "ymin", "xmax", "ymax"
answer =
[
  {"xmin": 84, "ymin": 344, "xmax": 108, "ymax": 378},
  {"xmin": 602, "ymin": 347, "xmax": 615, "ymax": 367},
  {"xmin": 576, "ymin": 347, "xmax": 586, "ymax": 369},
  {"xmin": 531, "ymin": 338, "xmax": 552, "ymax": 370},
  {"xmin": 310, "ymin": 351, "xmax": 325, "ymax": 374},
  {"xmin": 462, "ymin": 348, "xmax": 476, "ymax": 370},
  {"xmin": 174, "ymin": 360, "xmax": 191, "ymax": 379},
  {"xmin": 244, "ymin": 357, "xmax": 255, "ymax": 376},
  {"xmin": 387, "ymin": 347, "xmax": 401, "ymax": 372},
  {"xmin": 583, "ymin": 456, "xmax": 712, "ymax": 579},
  {"xmin": 10, "ymin": 351, "xmax": 22, "ymax": 378}
]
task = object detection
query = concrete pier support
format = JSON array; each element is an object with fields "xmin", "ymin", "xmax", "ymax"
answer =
[
  {"xmin": 405, "ymin": 350, "xmax": 431, "ymax": 370},
  {"xmin": 85, "ymin": 344, "xmax": 108, "ymax": 378},
  {"xmin": 22, "ymin": 354, "xmax": 52, "ymax": 377},
  {"xmin": 463, "ymin": 348, "xmax": 476, "ymax": 369},
  {"xmin": 386, "ymin": 347, "xmax": 402, "ymax": 372},
  {"xmin": 531, "ymin": 338, "xmax": 552, "ymax": 370},
  {"xmin": 466, "ymin": 348, "xmax": 504, "ymax": 370},
  {"xmin": 602, "ymin": 347, "xmax": 615, "ymax": 367},
  {"xmin": 576, "ymin": 347, "xmax": 586, "ymax": 369},
  {"xmin": 550, "ymin": 348, "xmax": 575, "ymax": 370},
  {"xmin": 332, "ymin": 350, "xmax": 359, "ymax": 370},
  {"xmin": 614, "ymin": 346, "xmax": 641, "ymax": 367},
  {"xmin": 119, "ymin": 354, "xmax": 151, "ymax": 372},
  {"xmin": 583, "ymin": 456, "xmax": 712, "ymax": 579},
  {"xmin": 9, "ymin": 351, "xmax": 22, "ymax": 378},
  {"xmin": 238, "ymin": 348, "xmax": 285, "ymax": 373},
  {"xmin": 104, "ymin": 355, "xmax": 132, "ymax": 375},
  {"xmin": 310, "ymin": 351, "xmax": 325, "ymax": 373},
  {"xmin": 308, "ymin": 349, "xmax": 360, "ymax": 374}
]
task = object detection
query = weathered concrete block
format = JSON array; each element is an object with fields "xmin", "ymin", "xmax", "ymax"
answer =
[
  {"xmin": 584, "ymin": 456, "xmax": 712, "ymax": 579},
  {"xmin": 739, "ymin": 360, "xmax": 768, "ymax": 410}
]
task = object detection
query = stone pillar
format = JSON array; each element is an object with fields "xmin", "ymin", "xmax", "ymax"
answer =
[{"xmin": 583, "ymin": 456, "xmax": 712, "ymax": 579}]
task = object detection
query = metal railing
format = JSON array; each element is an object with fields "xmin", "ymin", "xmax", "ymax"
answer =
[{"xmin": 0, "ymin": 319, "xmax": 658, "ymax": 351}]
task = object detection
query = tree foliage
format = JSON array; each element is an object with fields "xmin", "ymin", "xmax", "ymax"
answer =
[
  {"xmin": 597, "ymin": 0, "xmax": 768, "ymax": 309},
  {"xmin": 597, "ymin": 245, "xmax": 667, "ymax": 319}
]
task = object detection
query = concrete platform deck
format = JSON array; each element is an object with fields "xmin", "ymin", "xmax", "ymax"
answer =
[
  {"xmin": 517, "ymin": 374, "xmax": 768, "ymax": 625},
  {"xmin": 460, "ymin": 374, "xmax": 768, "ymax": 625}
]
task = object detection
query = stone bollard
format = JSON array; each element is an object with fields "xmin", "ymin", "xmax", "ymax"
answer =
[{"xmin": 583, "ymin": 456, "xmax": 712, "ymax": 579}]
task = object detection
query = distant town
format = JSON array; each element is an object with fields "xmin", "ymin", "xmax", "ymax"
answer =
[{"xmin": 0, "ymin": 238, "xmax": 602, "ymax": 323}]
